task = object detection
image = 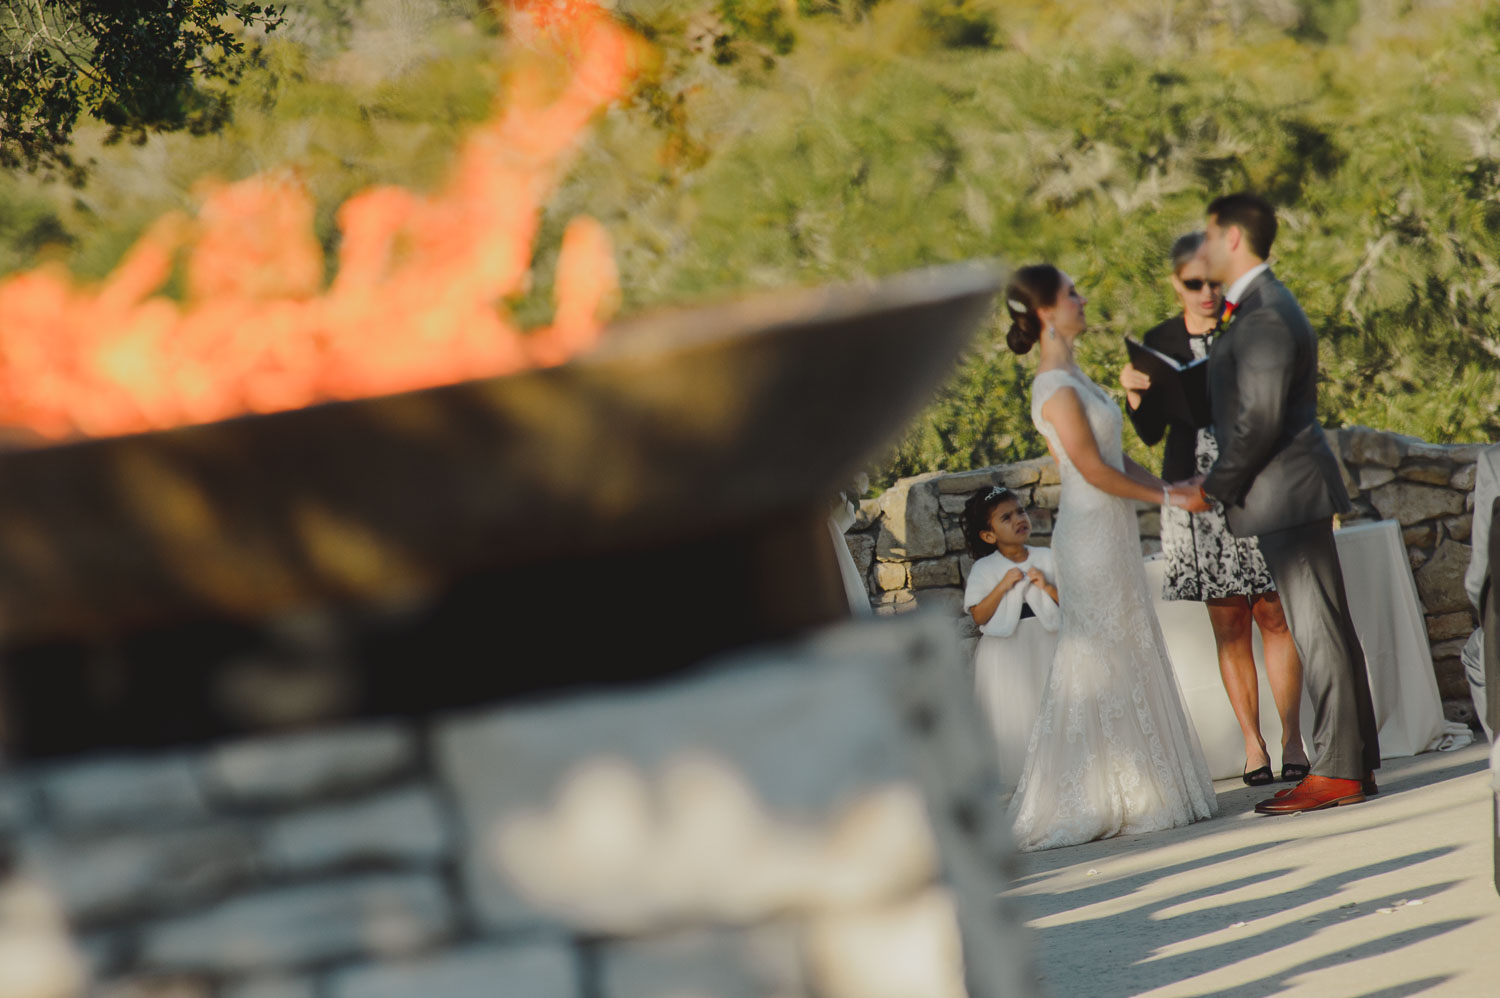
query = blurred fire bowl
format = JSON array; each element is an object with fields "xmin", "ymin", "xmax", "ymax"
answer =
[{"xmin": 0, "ymin": 263, "xmax": 1000, "ymax": 757}]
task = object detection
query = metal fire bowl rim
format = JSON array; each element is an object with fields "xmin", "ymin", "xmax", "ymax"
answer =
[
  {"xmin": 0, "ymin": 259, "xmax": 1004, "ymax": 641},
  {"xmin": 588, "ymin": 260, "xmax": 1004, "ymax": 364}
]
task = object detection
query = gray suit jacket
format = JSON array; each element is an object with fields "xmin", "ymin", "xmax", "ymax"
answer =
[{"xmin": 1201, "ymin": 270, "xmax": 1352, "ymax": 537}]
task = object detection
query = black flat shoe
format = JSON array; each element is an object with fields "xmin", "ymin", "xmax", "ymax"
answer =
[
  {"xmin": 1280, "ymin": 762, "xmax": 1310, "ymax": 783},
  {"xmin": 1242, "ymin": 765, "xmax": 1275, "ymax": 786}
]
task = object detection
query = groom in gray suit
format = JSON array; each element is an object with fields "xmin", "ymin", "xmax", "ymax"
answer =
[{"xmin": 1194, "ymin": 193, "xmax": 1381, "ymax": 814}]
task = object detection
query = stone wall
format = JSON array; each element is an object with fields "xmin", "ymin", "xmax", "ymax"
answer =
[
  {"xmin": 0, "ymin": 616, "xmax": 1037, "ymax": 998},
  {"xmin": 843, "ymin": 427, "xmax": 1492, "ymax": 726}
]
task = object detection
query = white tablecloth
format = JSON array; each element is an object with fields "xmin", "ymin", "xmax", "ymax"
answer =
[{"xmin": 1148, "ymin": 518, "xmax": 1445, "ymax": 781}]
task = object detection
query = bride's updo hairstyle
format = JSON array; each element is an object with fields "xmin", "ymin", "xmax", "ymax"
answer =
[{"xmin": 1003, "ymin": 264, "xmax": 1064, "ymax": 356}]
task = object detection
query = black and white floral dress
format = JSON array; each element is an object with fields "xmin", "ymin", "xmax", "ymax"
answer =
[{"xmin": 1159, "ymin": 335, "xmax": 1277, "ymax": 601}]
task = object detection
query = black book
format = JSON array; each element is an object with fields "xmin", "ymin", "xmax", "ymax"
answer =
[{"xmin": 1124, "ymin": 336, "xmax": 1212, "ymax": 428}]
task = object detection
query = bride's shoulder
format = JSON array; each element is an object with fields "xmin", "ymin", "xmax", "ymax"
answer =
[
  {"xmin": 1033, "ymin": 365, "xmax": 1083, "ymax": 385},
  {"xmin": 1031, "ymin": 367, "xmax": 1080, "ymax": 404}
]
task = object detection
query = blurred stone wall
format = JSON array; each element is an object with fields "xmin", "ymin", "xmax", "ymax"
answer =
[
  {"xmin": 0, "ymin": 616, "xmax": 1037, "ymax": 998},
  {"xmin": 845, "ymin": 427, "xmax": 1491, "ymax": 727}
]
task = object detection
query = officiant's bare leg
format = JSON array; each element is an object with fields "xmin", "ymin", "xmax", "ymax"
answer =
[
  {"xmin": 1249, "ymin": 591, "xmax": 1309, "ymax": 768},
  {"xmin": 1206, "ymin": 597, "xmax": 1269, "ymax": 772}
]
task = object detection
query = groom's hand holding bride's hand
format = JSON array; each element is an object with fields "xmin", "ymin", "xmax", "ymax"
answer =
[{"xmin": 1166, "ymin": 478, "xmax": 1212, "ymax": 513}]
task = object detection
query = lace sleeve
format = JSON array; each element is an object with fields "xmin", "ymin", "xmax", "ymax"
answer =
[{"xmin": 1030, "ymin": 369, "xmax": 1078, "ymax": 430}]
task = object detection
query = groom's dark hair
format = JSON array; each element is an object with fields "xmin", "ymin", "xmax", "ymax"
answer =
[{"xmin": 1208, "ymin": 193, "xmax": 1277, "ymax": 260}]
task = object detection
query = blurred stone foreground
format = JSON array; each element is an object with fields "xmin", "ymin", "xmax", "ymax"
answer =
[{"xmin": 0, "ymin": 613, "xmax": 1038, "ymax": 998}]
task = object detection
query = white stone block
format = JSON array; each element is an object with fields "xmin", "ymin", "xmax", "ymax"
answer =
[
  {"xmin": 39, "ymin": 756, "xmax": 207, "ymax": 831},
  {"xmin": 598, "ymin": 925, "xmax": 805, "ymax": 998},
  {"xmin": 434, "ymin": 621, "xmax": 949, "ymax": 936},
  {"xmin": 844, "ymin": 533, "xmax": 875, "ymax": 577},
  {"xmin": 906, "ymin": 585, "xmax": 966, "ymax": 624},
  {"xmin": 875, "ymin": 562, "xmax": 909, "ymax": 591},
  {"xmin": 21, "ymin": 825, "xmax": 256, "ymax": 924},
  {"xmin": 201, "ymin": 726, "xmax": 416, "ymax": 807},
  {"xmin": 139, "ymin": 874, "xmax": 452, "ymax": 974},
  {"xmin": 326, "ymin": 943, "xmax": 579, "ymax": 998},
  {"xmin": 92, "ymin": 975, "xmax": 211, "ymax": 998},
  {"xmin": 1415, "ymin": 540, "xmax": 1474, "ymax": 614},
  {"xmin": 1397, "ymin": 459, "xmax": 1453, "ymax": 486},
  {"xmin": 0, "ymin": 775, "xmax": 36, "ymax": 833},
  {"xmin": 1369, "ymin": 481, "xmax": 1467, "ymax": 526},
  {"xmin": 935, "ymin": 469, "xmax": 996, "ymax": 494},
  {"xmin": 876, "ymin": 477, "xmax": 947, "ymax": 560},
  {"xmin": 853, "ymin": 498, "xmax": 881, "ymax": 530},
  {"xmin": 806, "ymin": 888, "xmax": 968, "ymax": 998},
  {"xmin": 910, "ymin": 557, "xmax": 962, "ymax": 589},
  {"xmin": 938, "ymin": 493, "xmax": 970, "ymax": 514},
  {"xmin": 0, "ymin": 875, "xmax": 87, "ymax": 998},
  {"xmin": 260, "ymin": 786, "xmax": 450, "ymax": 876},
  {"xmin": 1357, "ymin": 465, "xmax": 1396, "ymax": 491},
  {"xmin": 219, "ymin": 977, "xmax": 317, "ymax": 998},
  {"xmin": 78, "ymin": 930, "xmax": 129, "ymax": 980},
  {"xmin": 1342, "ymin": 426, "xmax": 1404, "ymax": 467},
  {"xmin": 1445, "ymin": 513, "xmax": 1473, "ymax": 542},
  {"xmin": 434, "ymin": 615, "xmax": 1036, "ymax": 997}
]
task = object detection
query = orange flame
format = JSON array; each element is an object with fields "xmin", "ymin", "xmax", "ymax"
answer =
[{"xmin": 0, "ymin": 2, "xmax": 635, "ymax": 441}]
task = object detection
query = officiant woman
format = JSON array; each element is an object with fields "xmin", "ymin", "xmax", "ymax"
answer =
[{"xmin": 1119, "ymin": 232, "xmax": 1311, "ymax": 786}]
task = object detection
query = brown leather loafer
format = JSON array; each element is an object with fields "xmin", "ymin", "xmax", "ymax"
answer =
[
  {"xmin": 1270, "ymin": 773, "xmax": 1378, "ymax": 800},
  {"xmin": 1255, "ymin": 775, "xmax": 1365, "ymax": 814}
]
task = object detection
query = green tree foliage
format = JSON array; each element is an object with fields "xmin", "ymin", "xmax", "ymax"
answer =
[
  {"xmin": 0, "ymin": 0, "xmax": 1497, "ymax": 487},
  {"xmin": 0, "ymin": 1, "xmax": 284, "ymax": 180},
  {"xmin": 556, "ymin": 0, "xmax": 1500, "ymax": 484}
]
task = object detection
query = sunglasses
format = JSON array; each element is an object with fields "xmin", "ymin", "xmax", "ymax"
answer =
[{"xmin": 1179, "ymin": 278, "xmax": 1222, "ymax": 292}]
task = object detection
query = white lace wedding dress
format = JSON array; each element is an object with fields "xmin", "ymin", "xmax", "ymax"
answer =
[{"xmin": 1007, "ymin": 367, "xmax": 1217, "ymax": 852}]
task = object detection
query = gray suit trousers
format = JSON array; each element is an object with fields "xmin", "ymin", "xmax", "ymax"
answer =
[{"xmin": 1256, "ymin": 518, "xmax": 1381, "ymax": 779}]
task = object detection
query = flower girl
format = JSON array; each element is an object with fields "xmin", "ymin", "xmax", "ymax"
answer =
[{"xmin": 961, "ymin": 485, "xmax": 1060, "ymax": 790}]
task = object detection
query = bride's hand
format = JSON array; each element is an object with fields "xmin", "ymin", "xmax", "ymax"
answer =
[{"xmin": 1166, "ymin": 483, "xmax": 1212, "ymax": 513}]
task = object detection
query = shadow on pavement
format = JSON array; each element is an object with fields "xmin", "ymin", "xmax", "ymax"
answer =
[
  {"xmin": 1365, "ymin": 750, "xmax": 1491, "ymax": 794},
  {"xmin": 1140, "ymin": 878, "xmax": 1467, "ymax": 992},
  {"xmin": 1022, "ymin": 848, "xmax": 1466, "ymax": 998},
  {"xmin": 1008, "ymin": 745, "xmax": 1492, "ymax": 997},
  {"xmin": 1348, "ymin": 977, "xmax": 1456, "ymax": 998},
  {"xmin": 1009, "ymin": 840, "xmax": 1286, "ymax": 909},
  {"xmin": 1183, "ymin": 920, "xmax": 1474, "ymax": 998}
]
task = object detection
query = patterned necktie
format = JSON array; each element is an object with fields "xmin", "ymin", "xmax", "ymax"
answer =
[{"xmin": 1219, "ymin": 300, "xmax": 1237, "ymax": 325}]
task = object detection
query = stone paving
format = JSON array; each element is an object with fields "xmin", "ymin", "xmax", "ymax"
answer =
[{"xmin": 1003, "ymin": 742, "xmax": 1499, "ymax": 997}]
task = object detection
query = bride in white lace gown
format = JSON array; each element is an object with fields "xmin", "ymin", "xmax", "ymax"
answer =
[{"xmin": 1001, "ymin": 264, "xmax": 1218, "ymax": 852}]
